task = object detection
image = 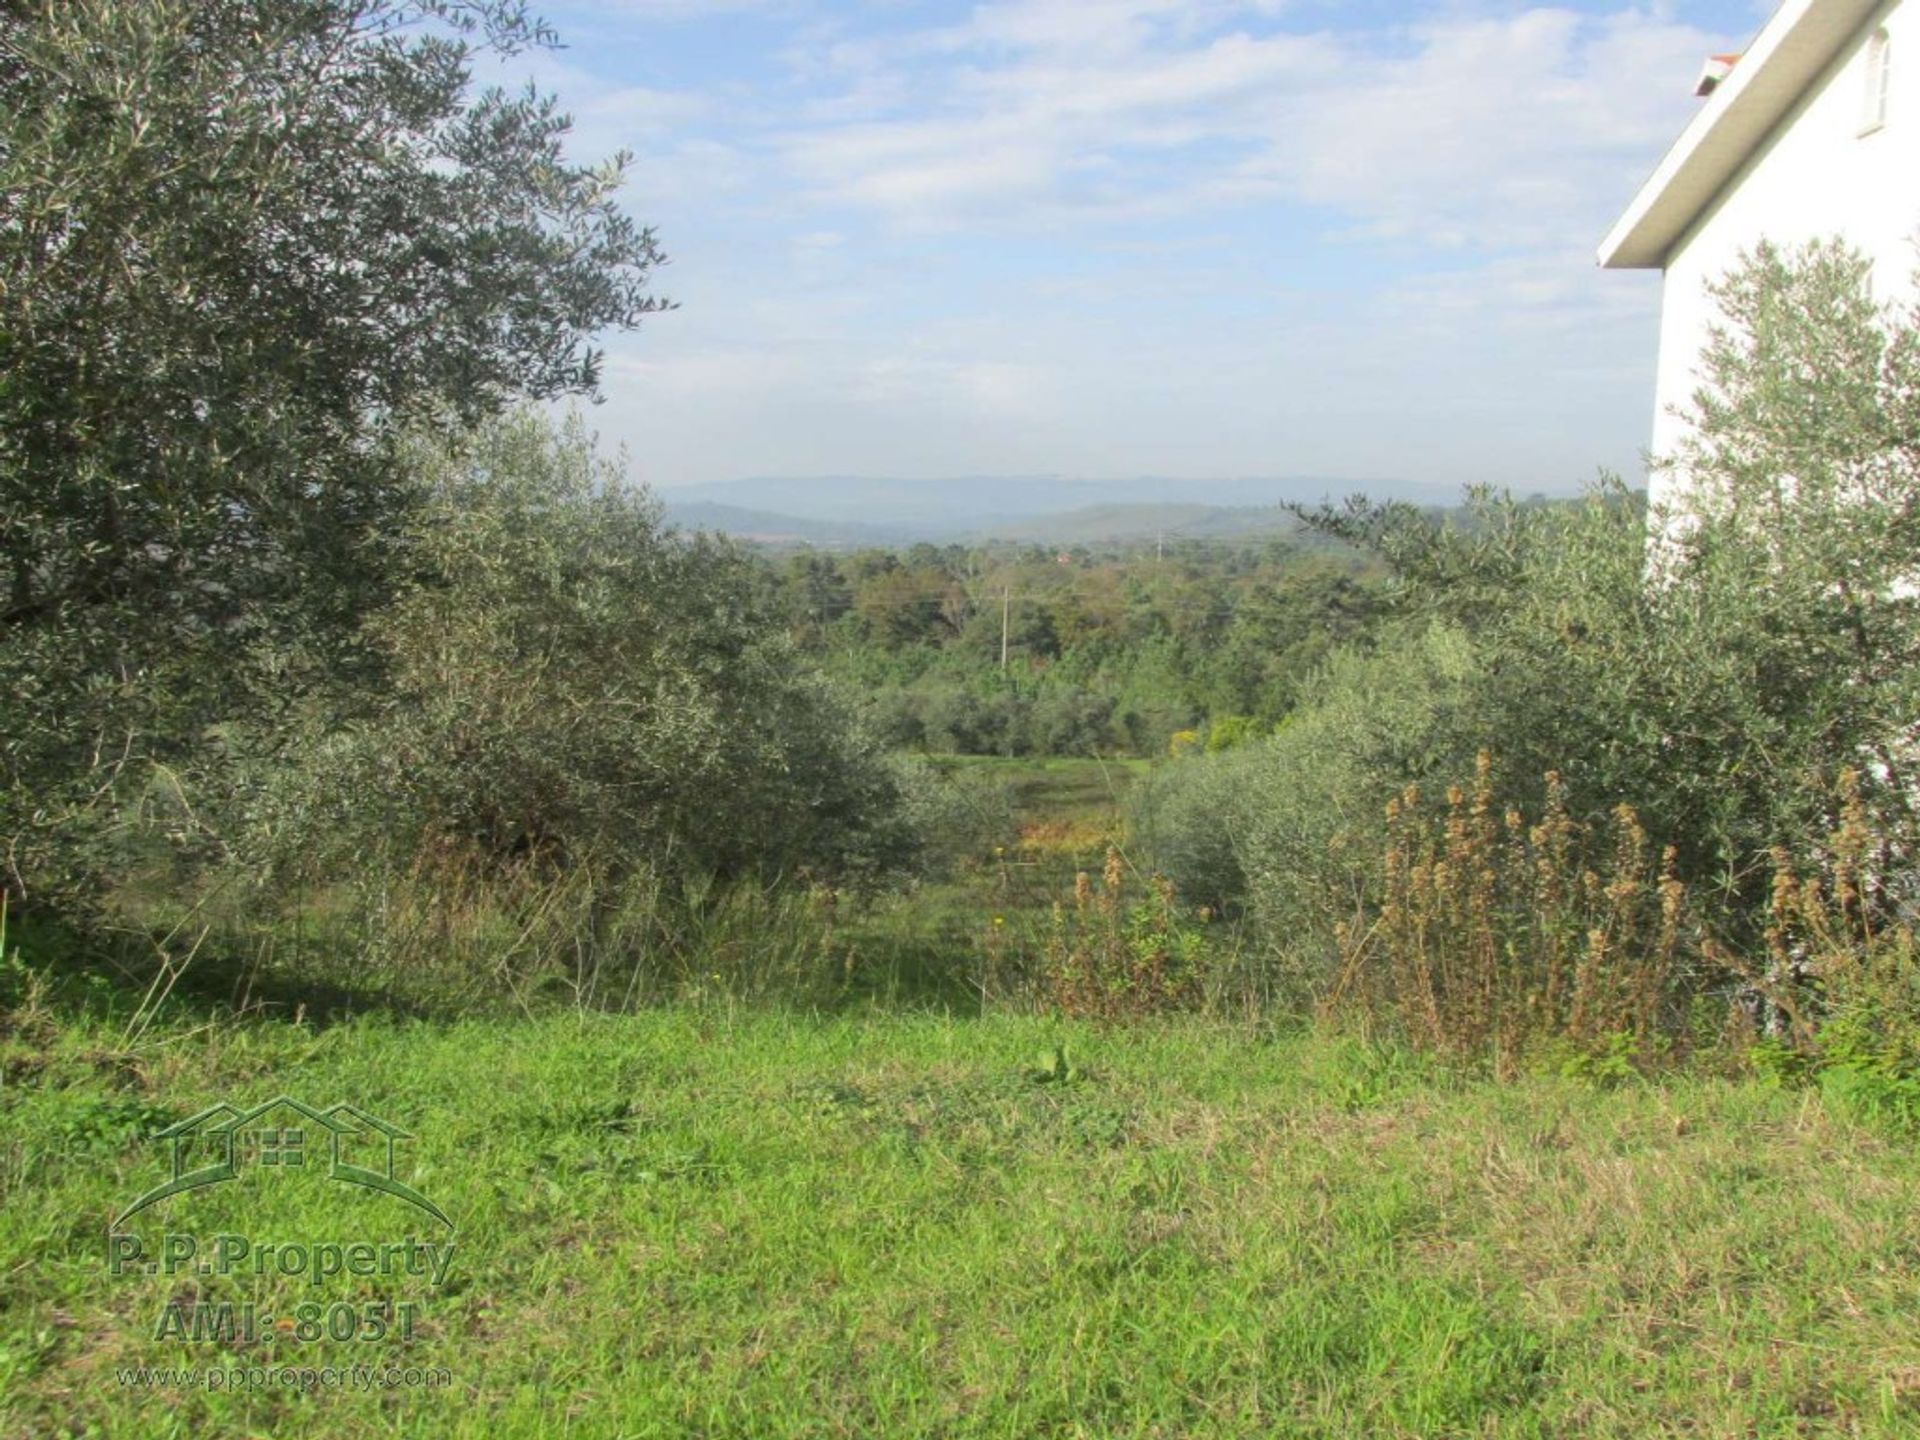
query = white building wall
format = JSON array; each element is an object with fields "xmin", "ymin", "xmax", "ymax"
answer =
[{"xmin": 1650, "ymin": 0, "xmax": 1920, "ymax": 512}]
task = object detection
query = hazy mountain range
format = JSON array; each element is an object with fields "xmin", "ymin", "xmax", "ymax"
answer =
[{"xmin": 658, "ymin": 474, "xmax": 1457, "ymax": 546}]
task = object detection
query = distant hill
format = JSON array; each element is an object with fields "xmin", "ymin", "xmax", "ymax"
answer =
[
  {"xmin": 658, "ymin": 497, "xmax": 1315, "ymax": 549},
  {"xmin": 971, "ymin": 503, "xmax": 1300, "ymax": 545},
  {"xmin": 660, "ymin": 500, "xmax": 920, "ymax": 548},
  {"xmin": 658, "ymin": 473, "xmax": 1451, "ymax": 542}
]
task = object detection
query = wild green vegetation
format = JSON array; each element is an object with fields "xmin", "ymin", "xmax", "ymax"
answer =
[
  {"xmin": 1139, "ymin": 241, "xmax": 1920, "ymax": 1075},
  {"xmin": 9, "ymin": 995, "xmax": 1920, "ymax": 1439},
  {"xmin": 756, "ymin": 535, "xmax": 1389, "ymax": 761},
  {"xmin": 5, "ymin": 2, "xmax": 1920, "ymax": 1435}
]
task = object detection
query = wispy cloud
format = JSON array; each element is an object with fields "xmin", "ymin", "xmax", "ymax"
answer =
[
  {"xmin": 512, "ymin": 2, "xmax": 1754, "ymax": 489},
  {"xmin": 776, "ymin": 1, "xmax": 1722, "ymax": 247}
]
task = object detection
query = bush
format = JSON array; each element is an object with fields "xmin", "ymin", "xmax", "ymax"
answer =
[
  {"xmin": 868, "ymin": 690, "xmax": 929, "ymax": 749},
  {"xmin": 924, "ymin": 689, "xmax": 1003, "ymax": 755},
  {"xmin": 236, "ymin": 414, "xmax": 927, "ymax": 902},
  {"xmin": 1331, "ymin": 753, "xmax": 1695, "ymax": 1075},
  {"xmin": 1136, "ymin": 619, "xmax": 1480, "ymax": 979},
  {"xmin": 1284, "ymin": 243, "xmax": 1920, "ymax": 932},
  {"xmin": 1149, "ymin": 397, "xmax": 1920, "ymax": 1053},
  {"xmin": 1131, "ymin": 745, "xmax": 1251, "ymax": 912},
  {"xmin": 0, "ymin": 0, "xmax": 665, "ymax": 915},
  {"xmin": 1204, "ymin": 715, "xmax": 1260, "ymax": 752},
  {"xmin": 1029, "ymin": 688, "xmax": 1118, "ymax": 757},
  {"xmin": 1155, "ymin": 242, "xmax": 1920, "ymax": 1015},
  {"xmin": 891, "ymin": 759, "xmax": 1016, "ymax": 873}
]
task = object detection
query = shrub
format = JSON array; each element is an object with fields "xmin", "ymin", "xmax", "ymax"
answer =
[
  {"xmin": 1029, "ymin": 687, "xmax": 1118, "ymax": 757},
  {"xmin": 236, "ymin": 414, "xmax": 927, "ymax": 904},
  {"xmin": 1329, "ymin": 753, "xmax": 1696, "ymax": 1075},
  {"xmin": 0, "ymin": 0, "xmax": 666, "ymax": 914},
  {"xmin": 868, "ymin": 690, "xmax": 929, "ymax": 749},
  {"xmin": 1135, "ymin": 618, "xmax": 1480, "ymax": 980},
  {"xmin": 1286, "ymin": 244, "xmax": 1920, "ymax": 935},
  {"xmin": 1041, "ymin": 848, "xmax": 1206, "ymax": 1021},
  {"xmin": 1204, "ymin": 715, "xmax": 1260, "ymax": 752},
  {"xmin": 1130, "ymin": 745, "xmax": 1253, "ymax": 914},
  {"xmin": 892, "ymin": 760, "xmax": 1016, "ymax": 873},
  {"xmin": 924, "ymin": 688, "xmax": 1021, "ymax": 756}
]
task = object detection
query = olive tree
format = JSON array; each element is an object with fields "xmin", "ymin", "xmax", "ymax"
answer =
[
  {"xmin": 0, "ymin": 0, "xmax": 669, "ymax": 902},
  {"xmin": 1206, "ymin": 239, "xmax": 1920, "ymax": 964},
  {"xmin": 243, "ymin": 413, "xmax": 925, "ymax": 893}
]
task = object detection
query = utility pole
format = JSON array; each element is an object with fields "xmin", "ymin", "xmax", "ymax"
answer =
[{"xmin": 1000, "ymin": 584, "xmax": 1010, "ymax": 673}]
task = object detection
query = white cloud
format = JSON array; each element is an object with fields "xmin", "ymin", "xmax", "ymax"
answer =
[
  {"xmin": 515, "ymin": 3, "xmax": 1745, "ymax": 491},
  {"xmin": 776, "ymin": 3, "xmax": 1722, "ymax": 252},
  {"xmin": 1246, "ymin": 9, "xmax": 1726, "ymax": 251}
]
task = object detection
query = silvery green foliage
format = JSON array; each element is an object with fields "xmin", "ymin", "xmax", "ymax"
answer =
[
  {"xmin": 1133, "ymin": 619, "xmax": 1479, "ymax": 995},
  {"xmin": 1147, "ymin": 241, "xmax": 1920, "ymax": 977},
  {"xmin": 238, "ymin": 414, "xmax": 924, "ymax": 892},
  {"xmin": 1648, "ymin": 240, "xmax": 1920, "ymax": 900},
  {"xmin": 0, "ymin": 0, "xmax": 668, "ymax": 904}
]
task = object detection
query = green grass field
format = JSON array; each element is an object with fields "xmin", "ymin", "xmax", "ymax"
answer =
[
  {"xmin": 829, "ymin": 756, "xmax": 1156, "ymax": 1011},
  {"xmin": 6, "ymin": 998, "xmax": 1920, "ymax": 1438},
  {"xmin": 6, "ymin": 758, "xmax": 1920, "ymax": 1437}
]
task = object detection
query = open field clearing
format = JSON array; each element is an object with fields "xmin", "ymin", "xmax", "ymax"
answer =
[{"xmin": 5, "ymin": 1000, "xmax": 1920, "ymax": 1439}]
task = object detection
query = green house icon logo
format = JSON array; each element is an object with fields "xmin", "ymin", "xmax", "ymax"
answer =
[{"xmin": 114, "ymin": 1097, "xmax": 451, "ymax": 1230}]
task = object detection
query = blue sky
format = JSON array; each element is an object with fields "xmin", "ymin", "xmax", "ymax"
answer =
[{"xmin": 495, "ymin": 1, "xmax": 1775, "ymax": 493}]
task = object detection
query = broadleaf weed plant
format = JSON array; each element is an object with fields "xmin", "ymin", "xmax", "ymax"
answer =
[{"xmin": 1043, "ymin": 848, "xmax": 1206, "ymax": 1021}]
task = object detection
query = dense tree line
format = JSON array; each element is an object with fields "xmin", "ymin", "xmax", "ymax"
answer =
[{"xmin": 752, "ymin": 540, "xmax": 1389, "ymax": 758}]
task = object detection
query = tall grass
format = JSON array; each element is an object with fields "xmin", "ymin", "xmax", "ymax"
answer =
[
  {"xmin": 1742, "ymin": 770, "xmax": 1920, "ymax": 1126},
  {"xmin": 1330, "ymin": 753, "xmax": 1694, "ymax": 1074},
  {"xmin": 1040, "ymin": 847, "xmax": 1206, "ymax": 1021},
  {"xmin": 129, "ymin": 836, "xmax": 859, "ymax": 1019},
  {"xmin": 355, "ymin": 851, "xmax": 865, "ymax": 1011},
  {"xmin": 1325, "ymin": 755, "xmax": 1920, "ymax": 1099}
]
